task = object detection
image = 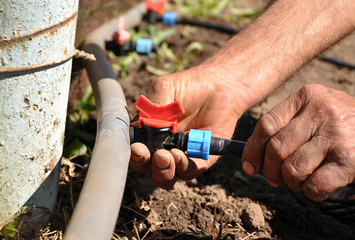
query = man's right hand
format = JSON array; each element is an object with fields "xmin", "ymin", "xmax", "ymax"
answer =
[{"xmin": 129, "ymin": 64, "xmax": 248, "ymax": 189}]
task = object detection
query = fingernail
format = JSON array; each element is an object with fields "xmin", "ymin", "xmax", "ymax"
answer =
[
  {"xmin": 267, "ymin": 179, "xmax": 279, "ymax": 188},
  {"xmin": 155, "ymin": 156, "xmax": 170, "ymax": 169},
  {"xmin": 172, "ymin": 153, "xmax": 181, "ymax": 164},
  {"xmin": 242, "ymin": 159, "xmax": 256, "ymax": 175},
  {"xmin": 131, "ymin": 152, "xmax": 144, "ymax": 163}
]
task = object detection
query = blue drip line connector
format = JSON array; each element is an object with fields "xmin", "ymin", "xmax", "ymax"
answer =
[
  {"xmin": 162, "ymin": 12, "xmax": 177, "ymax": 26},
  {"xmin": 136, "ymin": 38, "xmax": 153, "ymax": 56},
  {"xmin": 187, "ymin": 129, "xmax": 212, "ymax": 160}
]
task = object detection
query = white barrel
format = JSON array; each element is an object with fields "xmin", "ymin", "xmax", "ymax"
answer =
[{"xmin": 0, "ymin": 0, "xmax": 79, "ymax": 225}]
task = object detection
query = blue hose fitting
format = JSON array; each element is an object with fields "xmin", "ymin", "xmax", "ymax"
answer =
[
  {"xmin": 136, "ymin": 38, "xmax": 153, "ymax": 56},
  {"xmin": 187, "ymin": 129, "xmax": 211, "ymax": 160},
  {"xmin": 162, "ymin": 12, "xmax": 177, "ymax": 26}
]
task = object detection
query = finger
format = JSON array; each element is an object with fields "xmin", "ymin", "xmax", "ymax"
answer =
[
  {"xmin": 242, "ymin": 89, "xmax": 306, "ymax": 176},
  {"xmin": 263, "ymin": 105, "xmax": 320, "ymax": 186},
  {"xmin": 303, "ymin": 156, "xmax": 354, "ymax": 201},
  {"xmin": 130, "ymin": 143, "xmax": 152, "ymax": 173},
  {"xmin": 170, "ymin": 148, "xmax": 190, "ymax": 177},
  {"xmin": 281, "ymin": 135, "xmax": 329, "ymax": 191},
  {"xmin": 170, "ymin": 148, "xmax": 218, "ymax": 180},
  {"xmin": 148, "ymin": 77, "xmax": 174, "ymax": 105},
  {"xmin": 152, "ymin": 149, "xmax": 177, "ymax": 190}
]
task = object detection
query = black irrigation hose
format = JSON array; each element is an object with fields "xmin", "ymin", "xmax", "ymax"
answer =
[
  {"xmin": 176, "ymin": 17, "xmax": 240, "ymax": 35},
  {"xmin": 319, "ymin": 56, "xmax": 355, "ymax": 70},
  {"xmin": 177, "ymin": 18, "xmax": 355, "ymax": 70},
  {"xmin": 155, "ymin": 14, "xmax": 355, "ymax": 70},
  {"xmin": 63, "ymin": 43, "xmax": 131, "ymax": 240},
  {"xmin": 64, "ymin": 3, "xmax": 147, "ymax": 240}
]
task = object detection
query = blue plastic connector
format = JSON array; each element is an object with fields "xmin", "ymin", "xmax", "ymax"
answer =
[
  {"xmin": 187, "ymin": 129, "xmax": 211, "ymax": 160},
  {"xmin": 136, "ymin": 38, "xmax": 153, "ymax": 56},
  {"xmin": 162, "ymin": 12, "xmax": 177, "ymax": 26}
]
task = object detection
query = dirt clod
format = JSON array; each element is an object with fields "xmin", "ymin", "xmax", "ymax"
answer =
[{"xmin": 241, "ymin": 202, "xmax": 265, "ymax": 230}]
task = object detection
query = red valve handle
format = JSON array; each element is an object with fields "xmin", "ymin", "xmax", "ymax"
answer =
[
  {"xmin": 134, "ymin": 95, "xmax": 185, "ymax": 133},
  {"xmin": 145, "ymin": 0, "xmax": 166, "ymax": 16}
]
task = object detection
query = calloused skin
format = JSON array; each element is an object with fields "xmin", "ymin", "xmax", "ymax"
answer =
[
  {"xmin": 243, "ymin": 84, "xmax": 355, "ymax": 201},
  {"xmin": 130, "ymin": 65, "xmax": 245, "ymax": 189},
  {"xmin": 129, "ymin": 0, "xmax": 355, "ymax": 200}
]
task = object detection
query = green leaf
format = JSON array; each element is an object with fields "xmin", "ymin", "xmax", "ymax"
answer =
[
  {"xmin": 0, "ymin": 206, "xmax": 32, "ymax": 238},
  {"xmin": 146, "ymin": 65, "xmax": 171, "ymax": 76},
  {"xmin": 211, "ymin": 0, "xmax": 230, "ymax": 16},
  {"xmin": 63, "ymin": 138, "xmax": 88, "ymax": 157},
  {"xmin": 75, "ymin": 101, "xmax": 96, "ymax": 112},
  {"xmin": 180, "ymin": 26, "xmax": 197, "ymax": 39},
  {"xmin": 75, "ymin": 86, "xmax": 95, "ymax": 111},
  {"xmin": 229, "ymin": 7, "xmax": 258, "ymax": 17},
  {"xmin": 185, "ymin": 41, "xmax": 203, "ymax": 56},
  {"xmin": 158, "ymin": 42, "xmax": 177, "ymax": 62},
  {"xmin": 0, "ymin": 221, "xmax": 17, "ymax": 238},
  {"xmin": 151, "ymin": 28, "xmax": 177, "ymax": 45}
]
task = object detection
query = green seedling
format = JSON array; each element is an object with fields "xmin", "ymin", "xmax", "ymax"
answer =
[
  {"xmin": 176, "ymin": 0, "xmax": 259, "ymax": 23},
  {"xmin": 73, "ymin": 85, "xmax": 96, "ymax": 123},
  {"xmin": 0, "ymin": 218, "xmax": 19, "ymax": 239},
  {"xmin": 146, "ymin": 41, "xmax": 203, "ymax": 76},
  {"xmin": 145, "ymin": 65, "xmax": 171, "ymax": 76},
  {"xmin": 180, "ymin": 25, "xmax": 197, "ymax": 39},
  {"xmin": 176, "ymin": 0, "xmax": 229, "ymax": 19},
  {"xmin": 0, "ymin": 207, "xmax": 33, "ymax": 239},
  {"xmin": 63, "ymin": 138, "xmax": 88, "ymax": 158},
  {"xmin": 129, "ymin": 26, "xmax": 177, "ymax": 45},
  {"xmin": 64, "ymin": 85, "xmax": 96, "ymax": 158},
  {"xmin": 158, "ymin": 42, "xmax": 178, "ymax": 62},
  {"xmin": 223, "ymin": 5, "xmax": 259, "ymax": 23},
  {"xmin": 67, "ymin": 85, "xmax": 96, "ymax": 125},
  {"xmin": 110, "ymin": 51, "xmax": 141, "ymax": 78},
  {"xmin": 148, "ymin": 26, "xmax": 177, "ymax": 45},
  {"xmin": 110, "ymin": 26, "xmax": 177, "ymax": 78}
]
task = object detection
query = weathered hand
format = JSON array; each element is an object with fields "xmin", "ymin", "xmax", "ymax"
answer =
[
  {"xmin": 129, "ymin": 0, "xmax": 355, "ymax": 191},
  {"xmin": 129, "ymin": 65, "xmax": 247, "ymax": 190},
  {"xmin": 242, "ymin": 84, "xmax": 355, "ymax": 201}
]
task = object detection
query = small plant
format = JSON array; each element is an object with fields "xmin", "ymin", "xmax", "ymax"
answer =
[
  {"xmin": 109, "ymin": 26, "xmax": 177, "ymax": 78},
  {"xmin": 180, "ymin": 25, "xmax": 197, "ymax": 39},
  {"xmin": 0, "ymin": 215, "xmax": 21, "ymax": 239},
  {"xmin": 110, "ymin": 51, "xmax": 142, "ymax": 78},
  {"xmin": 73, "ymin": 85, "xmax": 96, "ymax": 123},
  {"xmin": 146, "ymin": 41, "xmax": 203, "ymax": 76},
  {"xmin": 0, "ymin": 207, "xmax": 34, "ymax": 239},
  {"xmin": 211, "ymin": 206, "xmax": 229, "ymax": 240},
  {"xmin": 175, "ymin": 0, "xmax": 259, "ymax": 23},
  {"xmin": 64, "ymin": 86, "xmax": 96, "ymax": 158}
]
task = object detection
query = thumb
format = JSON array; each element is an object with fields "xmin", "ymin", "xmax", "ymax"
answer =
[{"xmin": 148, "ymin": 76, "xmax": 175, "ymax": 106}]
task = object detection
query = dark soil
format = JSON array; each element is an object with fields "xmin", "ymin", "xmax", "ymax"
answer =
[{"xmin": 62, "ymin": 0, "xmax": 355, "ymax": 240}]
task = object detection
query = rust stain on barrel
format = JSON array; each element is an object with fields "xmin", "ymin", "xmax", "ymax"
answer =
[
  {"xmin": 0, "ymin": 12, "xmax": 78, "ymax": 47},
  {"xmin": 21, "ymin": 44, "xmax": 27, "ymax": 52}
]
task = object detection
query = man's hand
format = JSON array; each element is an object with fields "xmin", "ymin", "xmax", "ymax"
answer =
[
  {"xmin": 130, "ymin": 0, "xmax": 355, "ymax": 191},
  {"xmin": 129, "ymin": 65, "xmax": 248, "ymax": 190},
  {"xmin": 242, "ymin": 84, "xmax": 355, "ymax": 201}
]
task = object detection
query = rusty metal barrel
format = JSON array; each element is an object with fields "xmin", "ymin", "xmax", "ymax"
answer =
[{"xmin": 0, "ymin": 0, "xmax": 79, "ymax": 225}]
